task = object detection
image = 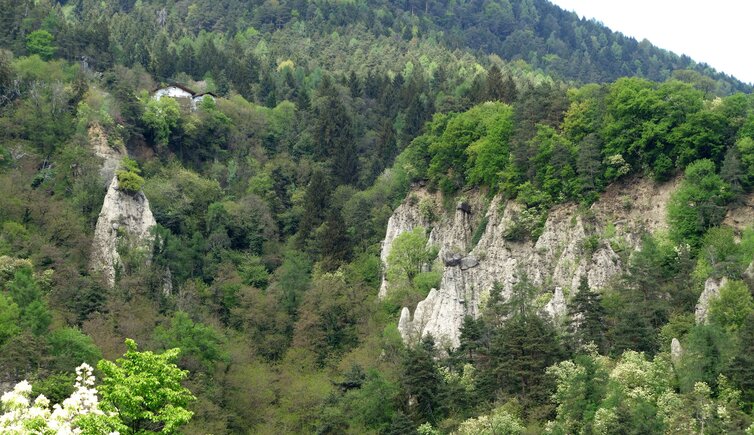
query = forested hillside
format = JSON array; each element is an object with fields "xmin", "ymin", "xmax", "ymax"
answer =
[{"xmin": 1, "ymin": 0, "xmax": 754, "ymax": 433}]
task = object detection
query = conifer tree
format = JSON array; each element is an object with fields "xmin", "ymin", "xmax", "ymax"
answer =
[
  {"xmin": 728, "ymin": 313, "xmax": 754, "ymax": 411},
  {"xmin": 485, "ymin": 65, "xmax": 505, "ymax": 102},
  {"xmin": 314, "ymin": 76, "xmax": 358, "ymax": 184},
  {"xmin": 567, "ymin": 276, "xmax": 607, "ymax": 353},
  {"xmin": 401, "ymin": 336, "xmax": 444, "ymax": 424}
]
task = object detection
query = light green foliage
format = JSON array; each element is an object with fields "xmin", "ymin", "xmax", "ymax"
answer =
[
  {"xmin": 668, "ymin": 159, "xmax": 731, "ymax": 247},
  {"xmin": 141, "ymin": 96, "xmax": 181, "ymax": 146},
  {"xmin": 709, "ymin": 280, "xmax": 754, "ymax": 333},
  {"xmin": 144, "ymin": 167, "xmax": 223, "ymax": 235},
  {"xmin": 602, "ymin": 79, "xmax": 704, "ymax": 180},
  {"xmin": 694, "ymin": 227, "xmax": 750, "ymax": 281},
  {"xmin": 547, "ymin": 349, "xmax": 748, "ymax": 434},
  {"xmin": 386, "ymin": 227, "xmax": 437, "ymax": 286},
  {"xmin": 6, "ymin": 267, "xmax": 51, "ymax": 335},
  {"xmin": 117, "ymin": 157, "xmax": 145, "ymax": 193},
  {"xmin": 98, "ymin": 339, "xmax": 195, "ymax": 434},
  {"xmin": 527, "ymin": 125, "xmax": 579, "ymax": 202},
  {"xmin": 26, "ymin": 30, "xmax": 56, "ymax": 60},
  {"xmin": 454, "ymin": 406, "xmax": 524, "ymax": 435},
  {"xmin": 464, "ymin": 102, "xmax": 514, "ymax": 187}
]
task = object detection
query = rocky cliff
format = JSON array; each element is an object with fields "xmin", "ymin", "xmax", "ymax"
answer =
[
  {"xmin": 89, "ymin": 123, "xmax": 126, "ymax": 187},
  {"xmin": 382, "ymin": 177, "xmax": 680, "ymax": 347},
  {"xmin": 89, "ymin": 126, "xmax": 156, "ymax": 287},
  {"xmin": 90, "ymin": 177, "xmax": 157, "ymax": 287}
]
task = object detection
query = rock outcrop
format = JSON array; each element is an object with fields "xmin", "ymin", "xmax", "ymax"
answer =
[
  {"xmin": 543, "ymin": 287, "xmax": 567, "ymax": 320},
  {"xmin": 90, "ymin": 177, "xmax": 157, "ymax": 287},
  {"xmin": 385, "ymin": 177, "xmax": 679, "ymax": 347},
  {"xmin": 89, "ymin": 126, "xmax": 156, "ymax": 288},
  {"xmin": 695, "ymin": 277, "xmax": 727, "ymax": 325},
  {"xmin": 89, "ymin": 124, "xmax": 125, "ymax": 186},
  {"xmin": 671, "ymin": 338, "xmax": 683, "ymax": 365}
]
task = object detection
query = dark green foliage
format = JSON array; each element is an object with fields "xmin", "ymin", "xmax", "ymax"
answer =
[
  {"xmin": 1, "ymin": 1, "xmax": 754, "ymax": 432},
  {"xmin": 46, "ymin": 327, "xmax": 102, "ymax": 372},
  {"xmin": 401, "ymin": 336, "xmax": 445, "ymax": 424},
  {"xmin": 728, "ymin": 313, "xmax": 754, "ymax": 412},
  {"xmin": 154, "ymin": 311, "xmax": 227, "ymax": 373},
  {"xmin": 31, "ymin": 371, "xmax": 75, "ymax": 405},
  {"xmin": 567, "ymin": 277, "xmax": 607, "ymax": 353},
  {"xmin": 314, "ymin": 77, "xmax": 358, "ymax": 185},
  {"xmin": 677, "ymin": 324, "xmax": 733, "ymax": 392},
  {"xmin": 484, "ymin": 313, "xmax": 562, "ymax": 414},
  {"xmin": 6, "ymin": 267, "xmax": 51, "ymax": 335}
]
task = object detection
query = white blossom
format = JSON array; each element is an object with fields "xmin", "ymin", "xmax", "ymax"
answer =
[{"xmin": 0, "ymin": 363, "xmax": 119, "ymax": 435}]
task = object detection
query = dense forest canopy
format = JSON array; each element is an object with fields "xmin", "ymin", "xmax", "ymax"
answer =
[{"xmin": 1, "ymin": 0, "xmax": 754, "ymax": 433}]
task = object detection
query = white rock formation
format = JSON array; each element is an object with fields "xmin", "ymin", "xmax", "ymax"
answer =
[
  {"xmin": 695, "ymin": 277, "xmax": 728, "ymax": 325},
  {"xmin": 378, "ymin": 194, "xmax": 432, "ymax": 298},
  {"xmin": 90, "ymin": 177, "xmax": 156, "ymax": 287},
  {"xmin": 543, "ymin": 287, "xmax": 567, "ymax": 320},
  {"xmin": 389, "ymin": 177, "xmax": 679, "ymax": 348},
  {"xmin": 671, "ymin": 338, "xmax": 683, "ymax": 365},
  {"xmin": 89, "ymin": 124, "xmax": 125, "ymax": 187}
]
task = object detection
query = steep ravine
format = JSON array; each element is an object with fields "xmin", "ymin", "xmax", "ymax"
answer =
[
  {"xmin": 382, "ymin": 177, "xmax": 681, "ymax": 348},
  {"xmin": 88, "ymin": 125, "xmax": 156, "ymax": 287}
]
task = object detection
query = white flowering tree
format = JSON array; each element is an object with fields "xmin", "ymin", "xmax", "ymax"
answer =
[
  {"xmin": 0, "ymin": 363, "xmax": 122, "ymax": 434},
  {"xmin": 0, "ymin": 339, "xmax": 195, "ymax": 434}
]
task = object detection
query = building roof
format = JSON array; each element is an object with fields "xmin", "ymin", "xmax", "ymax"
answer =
[
  {"xmin": 152, "ymin": 83, "xmax": 197, "ymax": 95},
  {"xmin": 193, "ymin": 92, "xmax": 218, "ymax": 98}
]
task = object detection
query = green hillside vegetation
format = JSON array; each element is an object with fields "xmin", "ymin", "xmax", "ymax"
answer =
[{"xmin": 1, "ymin": 0, "xmax": 754, "ymax": 433}]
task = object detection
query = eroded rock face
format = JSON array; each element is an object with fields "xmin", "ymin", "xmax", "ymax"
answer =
[
  {"xmin": 543, "ymin": 287, "xmax": 567, "ymax": 320},
  {"xmin": 90, "ymin": 177, "xmax": 156, "ymax": 287},
  {"xmin": 695, "ymin": 277, "xmax": 727, "ymax": 324},
  {"xmin": 89, "ymin": 124, "xmax": 125, "ymax": 187},
  {"xmin": 388, "ymin": 177, "xmax": 679, "ymax": 348},
  {"xmin": 671, "ymin": 338, "xmax": 683, "ymax": 365},
  {"xmin": 378, "ymin": 194, "xmax": 432, "ymax": 298}
]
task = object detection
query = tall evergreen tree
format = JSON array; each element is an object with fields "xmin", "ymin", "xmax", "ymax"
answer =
[
  {"xmin": 728, "ymin": 313, "xmax": 754, "ymax": 412},
  {"xmin": 401, "ymin": 336, "xmax": 444, "ymax": 424},
  {"xmin": 484, "ymin": 313, "xmax": 561, "ymax": 413},
  {"xmin": 567, "ymin": 276, "xmax": 607, "ymax": 353},
  {"xmin": 485, "ymin": 64, "xmax": 505, "ymax": 102},
  {"xmin": 297, "ymin": 169, "xmax": 331, "ymax": 247},
  {"xmin": 314, "ymin": 76, "xmax": 358, "ymax": 184}
]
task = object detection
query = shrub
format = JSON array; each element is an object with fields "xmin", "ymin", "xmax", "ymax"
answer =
[{"xmin": 116, "ymin": 157, "xmax": 144, "ymax": 193}]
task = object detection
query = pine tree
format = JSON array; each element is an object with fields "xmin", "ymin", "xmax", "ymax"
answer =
[
  {"xmin": 728, "ymin": 313, "xmax": 754, "ymax": 412},
  {"xmin": 486, "ymin": 313, "xmax": 561, "ymax": 412},
  {"xmin": 501, "ymin": 73, "xmax": 518, "ymax": 103},
  {"xmin": 297, "ymin": 169, "xmax": 331, "ymax": 246},
  {"xmin": 720, "ymin": 146, "xmax": 746, "ymax": 200},
  {"xmin": 314, "ymin": 76, "xmax": 358, "ymax": 184},
  {"xmin": 401, "ymin": 336, "xmax": 444, "ymax": 424},
  {"xmin": 485, "ymin": 65, "xmax": 505, "ymax": 101},
  {"xmin": 567, "ymin": 276, "xmax": 607, "ymax": 353},
  {"xmin": 608, "ymin": 295, "xmax": 657, "ymax": 356},
  {"xmin": 457, "ymin": 315, "xmax": 485, "ymax": 364}
]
